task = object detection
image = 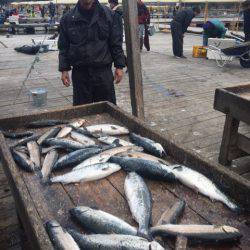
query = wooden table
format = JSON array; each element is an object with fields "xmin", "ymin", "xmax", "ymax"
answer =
[
  {"xmin": 0, "ymin": 102, "xmax": 249, "ymax": 249},
  {"xmin": 214, "ymin": 84, "xmax": 250, "ymax": 166}
]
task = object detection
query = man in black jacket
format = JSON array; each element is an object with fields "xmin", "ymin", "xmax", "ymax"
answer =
[
  {"xmin": 243, "ymin": 0, "xmax": 250, "ymax": 42},
  {"xmin": 58, "ymin": 0, "xmax": 125, "ymax": 105},
  {"xmin": 170, "ymin": 6, "xmax": 200, "ymax": 58}
]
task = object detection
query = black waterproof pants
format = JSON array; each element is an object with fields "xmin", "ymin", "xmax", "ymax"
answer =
[
  {"xmin": 72, "ymin": 65, "xmax": 116, "ymax": 106},
  {"xmin": 170, "ymin": 21, "xmax": 183, "ymax": 57}
]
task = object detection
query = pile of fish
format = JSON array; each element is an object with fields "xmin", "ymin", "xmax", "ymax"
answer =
[{"xmin": 1, "ymin": 118, "xmax": 243, "ymax": 249}]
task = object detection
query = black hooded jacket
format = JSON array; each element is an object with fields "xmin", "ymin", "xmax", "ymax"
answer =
[{"xmin": 58, "ymin": 0, "xmax": 125, "ymax": 71}]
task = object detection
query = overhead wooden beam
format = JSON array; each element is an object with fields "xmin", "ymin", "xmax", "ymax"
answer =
[{"xmin": 122, "ymin": 0, "xmax": 145, "ymax": 120}]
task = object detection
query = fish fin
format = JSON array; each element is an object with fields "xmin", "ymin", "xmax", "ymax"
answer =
[{"xmin": 173, "ymin": 165, "xmax": 183, "ymax": 171}]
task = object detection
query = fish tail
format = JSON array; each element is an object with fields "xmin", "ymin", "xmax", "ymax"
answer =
[
  {"xmin": 137, "ymin": 227, "xmax": 152, "ymax": 241},
  {"xmin": 226, "ymin": 200, "xmax": 243, "ymax": 213}
]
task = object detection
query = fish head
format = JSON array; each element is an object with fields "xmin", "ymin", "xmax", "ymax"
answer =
[
  {"xmin": 69, "ymin": 206, "xmax": 90, "ymax": 216},
  {"xmin": 45, "ymin": 220, "xmax": 60, "ymax": 229}
]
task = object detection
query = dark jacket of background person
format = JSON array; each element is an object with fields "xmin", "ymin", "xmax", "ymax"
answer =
[
  {"xmin": 170, "ymin": 8, "xmax": 198, "ymax": 57},
  {"xmin": 203, "ymin": 19, "xmax": 227, "ymax": 46},
  {"xmin": 138, "ymin": 2, "xmax": 150, "ymax": 25},
  {"xmin": 58, "ymin": 1, "xmax": 125, "ymax": 72},
  {"xmin": 243, "ymin": 8, "xmax": 250, "ymax": 41},
  {"xmin": 48, "ymin": 2, "xmax": 55, "ymax": 17},
  {"xmin": 172, "ymin": 8, "xmax": 195, "ymax": 33}
]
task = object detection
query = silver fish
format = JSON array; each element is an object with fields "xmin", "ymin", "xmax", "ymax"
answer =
[
  {"xmin": 11, "ymin": 149, "xmax": 35, "ymax": 172},
  {"xmin": 57, "ymin": 119, "xmax": 86, "ymax": 138},
  {"xmin": 45, "ymin": 220, "xmax": 80, "ymax": 250},
  {"xmin": 165, "ymin": 165, "xmax": 239, "ymax": 212},
  {"xmin": 41, "ymin": 149, "xmax": 58, "ymax": 181},
  {"xmin": 70, "ymin": 206, "xmax": 137, "ymax": 235},
  {"xmin": 125, "ymin": 172, "xmax": 152, "ymax": 239},
  {"xmin": 27, "ymin": 119, "xmax": 68, "ymax": 128},
  {"xmin": 13, "ymin": 134, "xmax": 40, "ymax": 147},
  {"xmin": 98, "ymin": 136, "xmax": 134, "ymax": 146},
  {"xmin": 50, "ymin": 163, "xmax": 121, "ymax": 184},
  {"xmin": 85, "ymin": 124, "xmax": 129, "ymax": 136},
  {"xmin": 53, "ymin": 148, "xmax": 102, "ymax": 171},
  {"xmin": 37, "ymin": 127, "xmax": 61, "ymax": 145},
  {"xmin": 117, "ymin": 151, "xmax": 169, "ymax": 165},
  {"xmin": 2, "ymin": 130, "xmax": 34, "ymax": 139},
  {"xmin": 68, "ymin": 230, "xmax": 164, "ymax": 250},
  {"xmin": 27, "ymin": 141, "xmax": 41, "ymax": 169},
  {"xmin": 130, "ymin": 133, "xmax": 166, "ymax": 157},
  {"xmin": 70, "ymin": 131, "xmax": 96, "ymax": 146},
  {"xmin": 109, "ymin": 157, "xmax": 175, "ymax": 182},
  {"xmin": 150, "ymin": 224, "xmax": 242, "ymax": 242},
  {"xmin": 73, "ymin": 146, "xmax": 143, "ymax": 171},
  {"xmin": 45, "ymin": 138, "xmax": 86, "ymax": 150}
]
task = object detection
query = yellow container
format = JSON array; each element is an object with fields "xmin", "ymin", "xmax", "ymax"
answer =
[{"xmin": 192, "ymin": 46, "xmax": 207, "ymax": 58}]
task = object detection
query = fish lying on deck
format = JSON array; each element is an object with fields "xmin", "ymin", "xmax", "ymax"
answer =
[
  {"xmin": 27, "ymin": 141, "xmax": 41, "ymax": 169},
  {"xmin": 109, "ymin": 157, "xmax": 175, "ymax": 182},
  {"xmin": 73, "ymin": 146, "xmax": 143, "ymax": 170},
  {"xmin": 98, "ymin": 136, "xmax": 134, "ymax": 146},
  {"xmin": 68, "ymin": 230, "xmax": 164, "ymax": 250},
  {"xmin": 125, "ymin": 172, "xmax": 152, "ymax": 239},
  {"xmin": 45, "ymin": 220, "xmax": 80, "ymax": 250},
  {"xmin": 70, "ymin": 206, "xmax": 137, "ymax": 235},
  {"xmin": 85, "ymin": 124, "xmax": 129, "ymax": 136},
  {"xmin": 70, "ymin": 131, "xmax": 96, "ymax": 146},
  {"xmin": 164, "ymin": 165, "xmax": 240, "ymax": 212},
  {"xmin": 150, "ymin": 224, "xmax": 242, "ymax": 243},
  {"xmin": 44, "ymin": 138, "xmax": 90, "ymax": 150},
  {"xmin": 53, "ymin": 148, "xmax": 102, "ymax": 171},
  {"xmin": 37, "ymin": 127, "xmax": 61, "ymax": 145},
  {"xmin": 57, "ymin": 119, "xmax": 86, "ymax": 138},
  {"xmin": 41, "ymin": 149, "xmax": 58, "ymax": 181},
  {"xmin": 13, "ymin": 134, "xmax": 40, "ymax": 147},
  {"xmin": 27, "ymin": 119, "xmax": 68, "ymax": 128},
  {"xmin": 117, "ymin": 151, "xmax": 169, "ymax": 165},
  {"xmin": 12, "ymin": 149, "xmax": 35, "ymax": 172},
  {"xmin": 130, "ymin": 133, "xmax": 166, "ymax": 157},
  {"xmin": 1, "ymin": 130, "xmax": 34, "ymax": 139},
  {"xmin": 50, "ymin": 163, "xmax": 121, "ymax": 184}
]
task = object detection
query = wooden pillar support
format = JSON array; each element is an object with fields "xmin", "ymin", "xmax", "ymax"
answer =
[
  {"xmin": 219, "ymin": 115, "xmax": 239, "ymax": 165},
  {"xmin": 122, "ymin": 0, "xmax": 145, "ymax": 120}
]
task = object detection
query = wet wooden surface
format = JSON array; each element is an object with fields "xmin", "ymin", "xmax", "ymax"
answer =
[
  {"xmin": 0, "ymin": 107, "xmax": 250, "ymax": 250},
  {"xmin": 0, "ymin": 32, "xmax": 250, "ymax": 249}
]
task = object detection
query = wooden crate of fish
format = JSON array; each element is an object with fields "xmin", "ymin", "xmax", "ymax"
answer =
[{"xmin": 0, "ymin": 102, "xmax": 249, "ymax": 250}]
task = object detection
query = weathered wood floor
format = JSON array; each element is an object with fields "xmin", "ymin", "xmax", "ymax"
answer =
[{"xmin": 0, "ymin": 33, "xmax": 250, "ymax": 249}]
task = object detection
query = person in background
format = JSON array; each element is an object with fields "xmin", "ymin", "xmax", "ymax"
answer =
[
  {"xmin": 48, "ymin": 1, "xmax": 55, "ymax": 23},
  {"xmin": 173, "ymin": 3, "xmax": 180, "ymax": 17},
  {"xmin": 63, "ymin": 5, "xmax": 70, "ymax": 15},
  {"xmin": 108, "ymin": 0, "xmax": 122, "ymax": 16},
  {"xmin": 58, "ymin": 0, "xmax": 125, "ymax": 105},
  {"xmin": 170, "ymin": 6, "xmax": 201, "ymax": 58},
  {"xmin": 242, "ymin": 0, "xmax": 250, "ymax": 42},
  {"xmin": 137, "ymin": 0, "xmax": 150, "ymax": 51},
  {"xmin": 203, "ymin": 19, "xmax": 227, "ymax": 46},
  {"xmin": 41, "ymin": 5, "xmax": 46, "ymax": 18}
]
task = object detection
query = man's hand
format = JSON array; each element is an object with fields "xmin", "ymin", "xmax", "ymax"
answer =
[
  {"xmin": 114, "ymin": 68, "xmax": 123, "ymax": 84},
  {"xmin": 61, "ymin": 71, "xmax": 71, "ymax": 87}
]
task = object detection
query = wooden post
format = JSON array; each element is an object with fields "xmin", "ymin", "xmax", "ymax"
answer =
[{"xmin": 122, "ymin": 0, "xmax": 145, "ymax": 120}]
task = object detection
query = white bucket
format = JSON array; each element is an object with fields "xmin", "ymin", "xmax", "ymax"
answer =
[{"xmin": 30, "ymin": 88, "xmax": 47, "ymax": 107}]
